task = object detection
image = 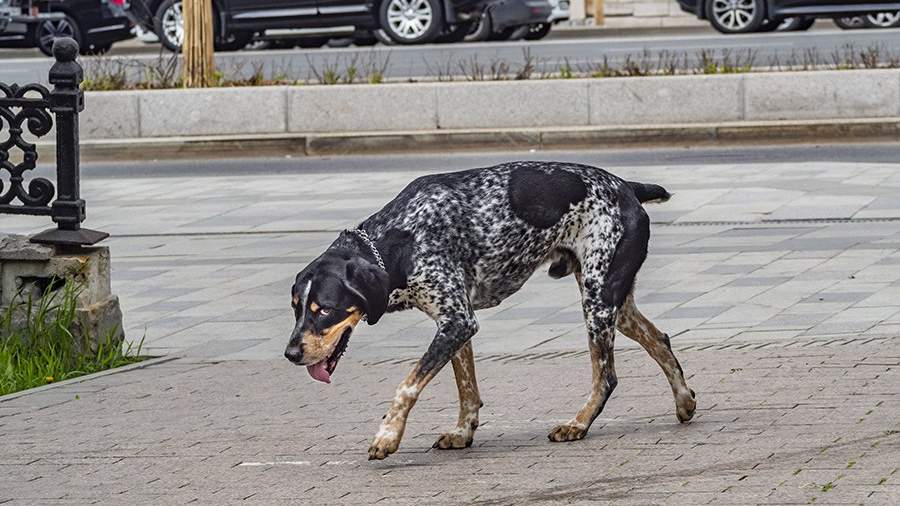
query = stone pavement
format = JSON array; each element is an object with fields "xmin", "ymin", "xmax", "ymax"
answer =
[
  {"xmin": 1, "ymin": 152, "xmax": 900, "ymax": 503},
  {"xmin": 0, "ymin": 343, "xmax": 897, "ymax": 504}
]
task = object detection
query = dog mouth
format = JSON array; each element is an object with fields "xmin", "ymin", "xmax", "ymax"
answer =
[{"xmin": 306, "ymin": 327, "xmax": 352, "ymax": 384}]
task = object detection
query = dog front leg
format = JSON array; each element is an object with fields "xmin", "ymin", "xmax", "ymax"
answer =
[
  {"xmin": 433, "ymin": 340, "xmax": 481, "ymax": 450},
  {"xmin": 368, "ymin": 316, "xmax": 478, "ymax": 460}
]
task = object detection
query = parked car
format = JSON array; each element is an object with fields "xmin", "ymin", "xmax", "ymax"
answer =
[
  {"xmin": 126, "ymin": 0, "xmax": 488, "ymax": 50},
  {"xmin": 0, "ymin": 0, "xmax": 132, "ymax": 55},
  {"xmin": 676, "ymin": 0, "xmax": 900, "ymax": 34}
]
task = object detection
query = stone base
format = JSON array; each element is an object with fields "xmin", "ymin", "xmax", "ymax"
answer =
[{"xmin": 0, "ymin": 234, "xmax": 124, "ymax": 351}]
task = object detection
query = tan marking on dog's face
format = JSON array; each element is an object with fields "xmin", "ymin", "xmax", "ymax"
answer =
[
  {"xmin": 310, "ymin": 301, "xmax": 320, "ymax": 313},
  {"xmin": 299, "ymin": 309, "xmax": 362, "ymax": 364}
]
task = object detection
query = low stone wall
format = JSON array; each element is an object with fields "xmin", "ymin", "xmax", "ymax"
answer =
[{"xmin": 78, "ymin": 69, "xmax": 900, "ymax": 139}]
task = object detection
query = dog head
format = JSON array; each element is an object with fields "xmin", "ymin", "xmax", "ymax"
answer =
[{"xmin": 284, "ymin": 250, "xmax": 389, "ymax": 384}]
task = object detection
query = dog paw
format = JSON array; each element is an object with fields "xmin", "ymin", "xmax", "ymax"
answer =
[
  {"xmin": 548, "ymin": 423, "xmax": 588, "ymax": 442},
  {"xmin": 676, "ymin": 389, "xmax": 697, "ymax": 423},
  {"xmin": 433, "ymin": 430, "xmax": 473, "ymax": 450},
  {"xmin": 368, "ymin": 433, "xmax": 400, "ymax": 460}
]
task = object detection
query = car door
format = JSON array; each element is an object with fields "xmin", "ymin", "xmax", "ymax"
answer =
[{"xmin": 227, "ymin": 0, "xmax": 317, "ymax": 24}]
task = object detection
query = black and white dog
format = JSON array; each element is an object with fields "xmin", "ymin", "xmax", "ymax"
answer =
[{"xmin": 284, "ymin": 161, "xmax": 696, "ymax": 460}]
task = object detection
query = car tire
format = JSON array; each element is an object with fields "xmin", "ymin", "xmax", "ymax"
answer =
[
  {"xmin": 379, "ymin": 0, "xmax": 444, "ymax": 44},
  {"xmin": 775, "ymin": 16, "xmax": 815, "ymax": 31},
  {"xmin": 864, "ymin": 11, "xmax": 900, "ymax": 28},
  {"xmin": 464, "ymin": 14, "xmax": 492, "ymax": 42},
  {"xmin": 833, "ymin": 16, "xmax": 866, "ymax": 29},
  {"xmin": 524, "ymin": 23, "xmax": 552, "ymax": 40},
  {"xmin": 706, "ymin": 0, "xmax": 765, "ymax": 34},
  {"xmin": 36, "ymin": 13, "xmax": 82, "ymax": 57}
]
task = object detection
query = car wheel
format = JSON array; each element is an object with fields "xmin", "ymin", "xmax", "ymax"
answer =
[
  {"xmin": 36, "ymin": 14, "xmax": 82, "ymax": 57},
  {"xmin": 865, "ymin": 11, "xmax": 900, "ymax": 28},
  {"xmin": 155, "ymin": 0, "xmax": 183, "ymax": 52},
  {"xmin": 776, "ymin": 16, "xmax": 815, "ymax": 31},
  {"xmin": 833, "ymin": 16, "xmax": 866, "ymax": 29},
  {"xmin": 379, "ymin": 0, "xmax": 443, "ymax": 44},
  {"xmin": 464, "ymin": 14, "xmax": 492, "ymax": 42},
  {"xmin": 706, "ymin": 0, "xmax": 765, "ymax": 34},
  {"xmin": 524, "ymin": 23, "xmax": 552, "ymax": 40}
]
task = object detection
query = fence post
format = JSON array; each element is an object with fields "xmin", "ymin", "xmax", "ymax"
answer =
[{"xmin": 29, "ymin": 38, "xmax": 108, "ymax": 247}]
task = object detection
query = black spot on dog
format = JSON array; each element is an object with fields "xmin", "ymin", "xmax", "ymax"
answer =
[{"xmin": 508, "ymin": 167, "xmax": 587, "ymax": 229}]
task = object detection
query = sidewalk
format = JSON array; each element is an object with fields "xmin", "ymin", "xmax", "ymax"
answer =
[
  {"xmin": 1, "ymin": 152, "xmax": 899, "ymax": 503},
  {"xmin": 0, "ymin": 343, "xmax": 897, "ymax": 504}
]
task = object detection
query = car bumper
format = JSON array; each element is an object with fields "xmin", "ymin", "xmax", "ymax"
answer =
[
  {"xmin": 489, "ymin": 0, "xmax": 553, "ymax": 30},
  {"xmin": 547, "ymin": 0, "xmax": 569, "ymax": 23}
]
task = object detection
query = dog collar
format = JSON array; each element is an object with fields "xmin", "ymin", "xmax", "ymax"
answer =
[{"xmin": 347, "ymin": 229, "xmax": 386, "ymax": 271}]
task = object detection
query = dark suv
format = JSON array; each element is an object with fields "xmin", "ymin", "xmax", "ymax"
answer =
[
  {"xmin": 678, "ymin": 0, "xmax": 900, "ymax": 33},
  {"xmin": 127, "ymin": 0, "xmax": 486, "ymax": 49},
  {"xmin": 0, "ymin": 0, "xmax": 132, "ymax": 55}
]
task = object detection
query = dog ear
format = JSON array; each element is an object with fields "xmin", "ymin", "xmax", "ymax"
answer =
[{"xmin": 344, "ymin": 258, "xmax": 390, "ymax": 325}]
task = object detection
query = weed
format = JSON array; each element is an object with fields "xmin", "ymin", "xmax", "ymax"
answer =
[{"xmin": 0, "ymin": 280, "xmax": 143, "ymax": 396}]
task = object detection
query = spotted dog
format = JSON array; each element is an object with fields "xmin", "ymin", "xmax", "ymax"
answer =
[{"xmin": 284, "ymin": 161, "xmax": 696, "ymax": 460}]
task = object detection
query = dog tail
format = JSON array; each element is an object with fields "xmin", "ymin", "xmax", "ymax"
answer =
[{"xmin": 628, "ymin": 181, "xmax": 671, "ymax": 204}]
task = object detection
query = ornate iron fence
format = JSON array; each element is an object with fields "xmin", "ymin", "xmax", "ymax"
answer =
[{"xmin": 0, "ymin": 37, "xmax": 107, "ymax": 247}]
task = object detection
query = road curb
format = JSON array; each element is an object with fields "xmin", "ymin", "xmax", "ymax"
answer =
[{"xmin": 37, "ymin": 117, "xmax": 900, "ymax": 161}]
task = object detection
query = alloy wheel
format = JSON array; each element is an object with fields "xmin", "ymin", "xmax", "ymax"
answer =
[
  {"xmin": 161, "ymin": 2, "xmax": 184, "ymax": 48},
  {"xmin": 385, "ymin": 0, "xmax": 433, "ymax": 40},
  {"xmin": 37, "ymin": 18, "xmax": 76, "ymax": 55},
  {"xmin": 866, "ymin": 11, "xmax": 900, "ymax": 27},
  {"xmin": 711, "ymin": 0, "xmax": 757, "ymax": 31}
]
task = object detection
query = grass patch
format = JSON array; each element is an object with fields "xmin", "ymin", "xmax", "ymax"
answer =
[{"xmin": 0, "ymin": 280, "xmax": 143, "ymax": 396}]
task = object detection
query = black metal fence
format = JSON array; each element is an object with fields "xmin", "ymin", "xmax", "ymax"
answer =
[{"xmin": 0, "ymin": 38, "xmax": 107, "ymax": 247}]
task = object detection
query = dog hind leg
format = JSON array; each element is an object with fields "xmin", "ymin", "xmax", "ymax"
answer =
[
  {"xmin": 433, "ymin": 340, "xmax": 482, "ymax": 450},
  {"xmin": 617, "ymin": 293, "xmax": 696, "ymax": 422},
  {"xmin": 549, "ymin": 272, "xmax": 618, "ymax": 442}
]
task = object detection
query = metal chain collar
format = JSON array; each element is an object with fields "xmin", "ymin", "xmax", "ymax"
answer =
[{"xmin": 347, "ymin": 229, "xmax": 386, "ymax": 271}]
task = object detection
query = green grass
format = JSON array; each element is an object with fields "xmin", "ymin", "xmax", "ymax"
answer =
[{"xmin": 0, "ymin": 280, "xmax": 143, "ymax": 396}]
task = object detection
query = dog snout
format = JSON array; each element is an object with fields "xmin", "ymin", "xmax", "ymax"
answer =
[{"xmin": 284, "ymin": 344, "xmax": 303, "ymax": 364}]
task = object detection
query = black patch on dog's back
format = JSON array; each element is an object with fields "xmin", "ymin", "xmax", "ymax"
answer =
[{"xmin": 508, "ymin": 167, "xmax": 587, "ymax": 229}]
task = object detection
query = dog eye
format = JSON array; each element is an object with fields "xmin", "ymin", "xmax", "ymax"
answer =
[{"xmin": 318, "ymin": 308, "xmax": 332, "ymax": 316}]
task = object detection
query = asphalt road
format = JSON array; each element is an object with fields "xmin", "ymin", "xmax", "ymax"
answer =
[
  {"xmin": 2, "ymin": 26, "xmax": 900, "ymax": 85},
  {"xmin": 71, "ymin": 141, "xmax": 900, "ymax": 178}
]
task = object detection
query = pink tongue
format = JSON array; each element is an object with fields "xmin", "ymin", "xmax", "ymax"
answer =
[{"xmin": 306, "ymin": 362, "xmax": 332, "ymax": 384}]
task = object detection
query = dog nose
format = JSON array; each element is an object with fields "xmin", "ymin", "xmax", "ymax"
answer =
[{"xmin": 284, "ymin": 345, "xmax": 303, "ymax": 364}]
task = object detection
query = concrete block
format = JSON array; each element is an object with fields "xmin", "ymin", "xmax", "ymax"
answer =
[
  {"xmin": 437, "ymin": 80, "xmax": 589, "ymax": 129},
  {"xmin": 139, "ymin": 86, "xmax": 288, "ymax": 137},
  {"xmin": 82, "ymin": 91, "xmax": 140, "ymax": 139},
  {"xmin": 289, "ymin": 84, "xmax": 437, "ymax": 133},
  {"xmin": 0, "ymin": 234, "xmax": 123, "ymax": 347},
  {"xmin": 744, "ymin": 70, "xmax": 900, "ymax": 121},
  {"xmin": 589, "ymin": 74, "xmax": 743, "ymax": 125}
]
